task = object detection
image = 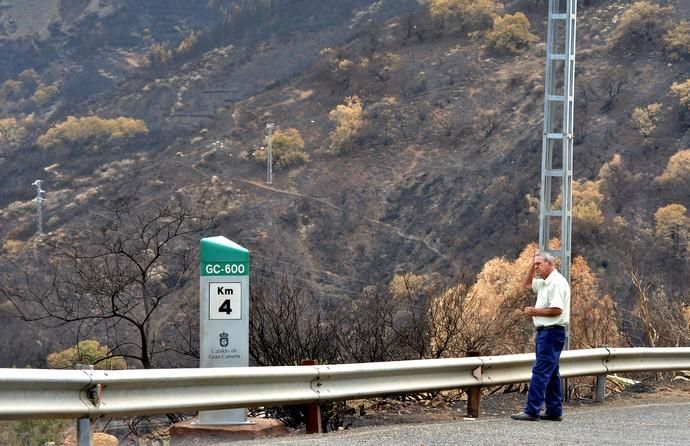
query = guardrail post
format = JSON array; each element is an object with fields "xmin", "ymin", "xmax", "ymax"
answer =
[
  {"xmin": 594, "ymin": 374, "xmax": 606, "ymax": 402},
  {"xmin": 77, "ymin": 364, "xmax": 93, "ymax": 446},
  {"xmin": 466, "ymin": 352, "xmax": 481, "ymax": 418},
  {"xmin": 594, "ymin": 344, "xmax": 608, "ymax": 402},
  {"xmin": 301, "ymin": 359, "xmax": 322, "ymax": 434}
]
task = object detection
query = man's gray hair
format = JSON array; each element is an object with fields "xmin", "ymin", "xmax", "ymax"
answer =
[{"xmin": 535, "ymin": 251, "xmax": 556, "ymax": 265}]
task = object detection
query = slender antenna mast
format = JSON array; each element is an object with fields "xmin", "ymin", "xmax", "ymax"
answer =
[
  {"xmin": 266, "ymin": 123, "xmax": 275, "ymax": 184},
  {"xmin": 32, "ymin": 180, "xmax": 45, "ymax": 235}
]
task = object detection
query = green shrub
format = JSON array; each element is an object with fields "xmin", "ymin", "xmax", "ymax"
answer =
[
  {"xmin": 37, "ymin": 115, "xmax": 148, "ymax": 148},
  {"xmin": 254, "ymin": 127, "xmax": 309, "ymax": 169},
  {"xmin": 47, "ymin": 339, "xmax": 127, "ymax": 370},
  {"xmin": 486, "ymin": 12, "xmax": 538, "ymax": 53},
  {"xmin": 610, "ymin": 1, "xmax": 673, "ymax": 48},
  {"xmin": 0, "ymin": 419, "xmax": 69, "ymax": 446},
  {"xmin": 664, "ymin": 20, "xmax": 690, "ymax": 60}
]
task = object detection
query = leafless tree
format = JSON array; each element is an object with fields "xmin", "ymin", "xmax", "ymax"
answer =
[
  {"xmin": 589, "ymin": 67, "xmax": 628, "ymax": 113},
  {"xmin": 334, "ymin": 284, "xmax": 404, "ymax": 363},
  {"xmin": 249, "ymin": 272, "xmax": 340, "ymax": 366},
  {"xmin": 622, "ymin": 263, "xmax": 690, "ymax": 349},
  {"xmin": 1, "ymin": 195, "xmax": 215, "ymax": 369}
]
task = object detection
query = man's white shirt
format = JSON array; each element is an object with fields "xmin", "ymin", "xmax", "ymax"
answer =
[{"xmin": 531, "ymin": 270, "xmax": 570, "ymax": 327}]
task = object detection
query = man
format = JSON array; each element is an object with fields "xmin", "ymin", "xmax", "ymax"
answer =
[{"xmin": 511, "ymin": 251, "xmax": 570, "ymax": 421}]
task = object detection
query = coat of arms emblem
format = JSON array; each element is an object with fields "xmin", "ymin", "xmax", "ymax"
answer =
[{"xmin": 219, "ymin": 332, "xmax": 229, "ymax": 347}]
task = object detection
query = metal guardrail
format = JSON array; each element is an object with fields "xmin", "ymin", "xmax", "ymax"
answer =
[{"xmin": 1, "ymin": 347, "xmax": 689, "ymax": 419}]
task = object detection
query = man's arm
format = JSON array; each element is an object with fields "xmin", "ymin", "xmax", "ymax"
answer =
[
  {"xmin": 522, "ymin": 260, "xmax": 536, "ymax": 289},
  {"xmin": 523, "ymin": 307, "xmax": 563, "ymax": 317}
]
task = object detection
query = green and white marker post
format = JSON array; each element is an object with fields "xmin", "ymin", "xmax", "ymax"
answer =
[{"xmin": 198, "ymin": 236, "xmax": 250, "ymax": 425}]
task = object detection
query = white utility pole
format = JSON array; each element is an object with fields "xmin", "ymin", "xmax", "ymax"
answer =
[
  {"xmin": 32, "ymin": 180, "xmax": 45, "ymax": 235},
  {"xmin": 266, "ymin": 123, "xmax": 275, "ymax": 184}
]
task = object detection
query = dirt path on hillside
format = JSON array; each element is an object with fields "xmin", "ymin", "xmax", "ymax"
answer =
[{"xmin": 233, "ymin": 178, "xmax": 447, "ymax": 260}]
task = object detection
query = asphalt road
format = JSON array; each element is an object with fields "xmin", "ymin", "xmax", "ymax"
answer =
[{"xmin": 222, "ymin": 401, "xmax": 690, "ymax": 446}]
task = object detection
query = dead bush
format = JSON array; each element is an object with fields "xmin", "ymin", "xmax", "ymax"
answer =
[{"xmin": 249, "ymin": 273, "xmax": 341, "ymax": 366}]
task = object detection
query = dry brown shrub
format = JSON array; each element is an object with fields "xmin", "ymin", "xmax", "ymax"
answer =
[
  {"xmin": 389, "ymin": 272, "xmax": 439, "ymax": 300},
  {"xmin": 486, "ymin": 12, "xmax": 538, "ymax": 53},
  {"xmin": 328, "ymin": 96, "xmax": 364, "ymax": 154},
  {"xmin": 664, "ymin": 20, "xmax": 690, "ymax": 60},
  {"xmin": 2, "ymin": 239, "xmax": 24, "ymax": 254},
  {"xmin": 631, "ymin": 102, "xmax": 662, "ymax": 137},
  {"xmin": 654, "ymin": 204, "xmax": 688, "ymax": 242},
  {"xmin": 671, "ymin": 79, "xmax": 690, "ymax": 109},
  {"xmin": 0, "ymin": 79, "xmax": 24, "ymax": 101},
  {"xmin": 433, "ymin": 243, "xmax": 622, "ymax": 356},
  {"xmin": 37, "ymin": 116, "xmax": 148, "ymax": 148},
  {"xmin": 150, "ymin": 41, "xmax": 173, "ymax": 65},
  {"xmin": 430, "ymin": 243, "xmax": 539, "ymax": 356},
  {"xmin": 0, "ymin": 117, "xmax": 27, "ymax": 145},
  {"xmin": 61, "ymin": 431, "xmax": 119, "ymax": 446},
  {"xmin": 555, "ymin": 180, "xmax": 605, "ymax": 228},
  {"xmin": 569, "ymin": 257, "xmax": 621, "ymax": 349},
  {"xmin": 31, "ymin": 83, "xmax": 59, "ymax": 106},
  {"xmin": 610, "ymin": 1, "xmax": 673, "ymax": 48},
  {"xmin": 428, "ymin": 0, "xmax": 502, "ymax": 32},
  {"xmin": 254, "ymin": 127, "xmax": 309, "ymax": 169},
  {"xmin": 176, "ymin": 30, "xmax": 202, "ymax": 55},
  {"xmin": 656, "ymin": 149, "xmax": 690, "ymax": 185}
]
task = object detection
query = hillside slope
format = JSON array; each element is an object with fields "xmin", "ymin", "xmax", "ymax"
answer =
[{"xmin": 0, "ymin": 0, "xmax": 688, "ymax": 367}]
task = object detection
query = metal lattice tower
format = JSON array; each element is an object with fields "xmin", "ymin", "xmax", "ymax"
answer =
[{"xmin": 538, "ymin": 0, "xmax": 577, "ymax": 284}]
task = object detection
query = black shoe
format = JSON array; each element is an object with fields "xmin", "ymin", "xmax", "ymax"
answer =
[
  {"xmin": 541, "ymin": 414, "xmax": 563, "ymax": 421},
  {"xmin": 511, "ymin": 412, "xmax": 539, "ymax": 421}
]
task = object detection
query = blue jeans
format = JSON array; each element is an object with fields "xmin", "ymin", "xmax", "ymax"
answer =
[{"xmin": 524, "ymin": 326, "xmax": 566, "ymax": 417}]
